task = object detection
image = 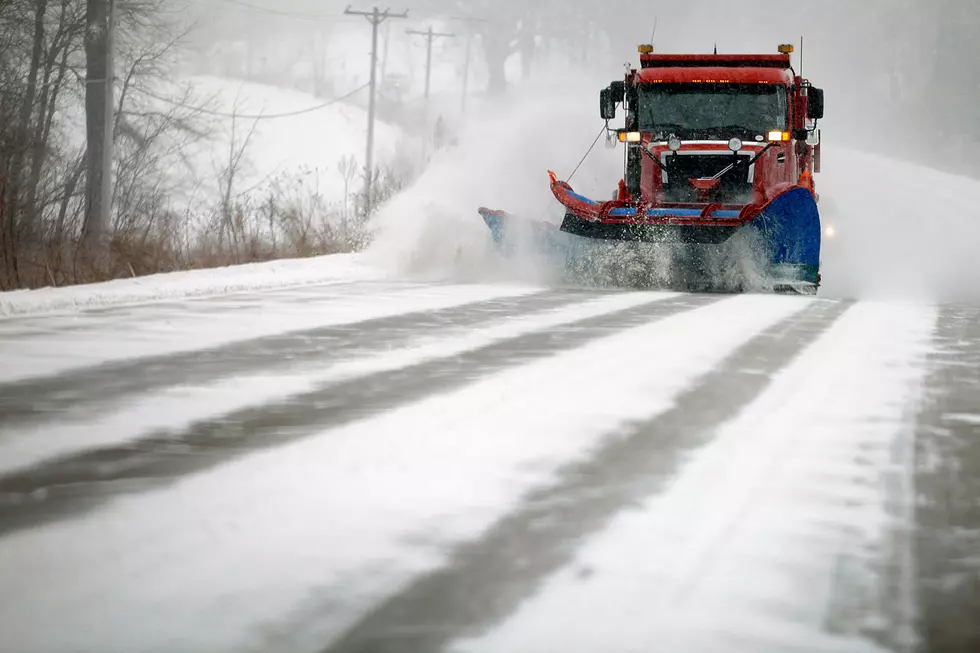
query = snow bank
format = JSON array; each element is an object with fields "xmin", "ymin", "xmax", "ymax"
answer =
[
  {"xmin": 155, "ymin": 76, "xmax": 408, "ymax": 212},
  {"xmin": 818, "ymin": 145, "xmax": 980, "ymax": 304},
  {"xmin": 0, "ymin": 74, "xmax": 419, "ymax": 319},
  {"xmin": 0, "ymin": 254, "xmax": 387, "ymax": 317}
]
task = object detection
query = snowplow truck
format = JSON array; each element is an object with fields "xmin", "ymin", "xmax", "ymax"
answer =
[{"xmin": 480, "ymin": 44, "xmax": 826, "ymax": 293}]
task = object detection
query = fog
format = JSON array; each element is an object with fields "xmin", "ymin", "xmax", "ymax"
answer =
[
  {"xmin": 181, "ymin": 0, "xmax": 980, "ymax": 167},
  {"xmin": 176, "ymin": 0, "xmax": 980, "ymax": 303}
]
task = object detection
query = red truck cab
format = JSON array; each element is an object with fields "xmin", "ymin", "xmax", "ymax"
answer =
[{"xmin": 602, "ymin": 45, "xmax": 824, "ymax": 212}]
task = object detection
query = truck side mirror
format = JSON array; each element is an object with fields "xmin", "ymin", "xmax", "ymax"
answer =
[
  {"xmin": 808, "ymin": 87, "xmax": 825, "ymax": 120},
  {"xmin": 600, "ymin": 88, "xmax": 616, "ymax": 120}
]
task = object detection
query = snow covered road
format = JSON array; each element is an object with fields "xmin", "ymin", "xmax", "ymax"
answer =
[{"xmin": 0, "ymin": 279, "xmax": 977, "ymax": 653}]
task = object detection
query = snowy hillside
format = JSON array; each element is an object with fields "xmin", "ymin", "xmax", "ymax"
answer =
[{"xmin": 148, "ymin": 76, "xmax": 410, "ymax": 213}]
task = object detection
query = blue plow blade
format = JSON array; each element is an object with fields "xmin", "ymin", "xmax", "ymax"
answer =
[
  {"xmin": 746, "ymin": 187, "xmax": 822, "ymax": 286},
  {"xmin": 479, "ymin": 209, "xmax": 592, "ymax": 269},
  {"xmin": 479, "ymin": 186, "xmax": 822, "ymax": 292}
]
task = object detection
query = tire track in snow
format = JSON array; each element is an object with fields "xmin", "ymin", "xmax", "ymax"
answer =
[
  {"xmin": 0, "ymin": 289, "xmax": 601, "ymax": 429},
  {"xmin": 0, "ymin": 280, "xmax": 408, "ymax": 332},
  {"xmin": 0, "ymin": 281, "xmax": 422, "ymax": 348},
  {"xmin": 319, "ymin": 299, "xmax": 851, "ymax": 653},
  {"xmin": 914, "ymin": 304, "xmax": 980, "ymax": 653},
  {"xmin": 442, "ymin": 302, "xmax": 933, "ymax": 653},
  {"xmin": 0, "ymin": 293, "xmax": 718, "ymax": 539},
  {"xmin": 0, "ymin": 284, "xmax": 542, "ymax": 385}
]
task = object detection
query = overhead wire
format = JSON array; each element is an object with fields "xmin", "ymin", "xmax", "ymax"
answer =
[
  {"xmin": 566, "ymin": 125, "xmax": 608, "ymax": 184},
  {"xmin": 134, "ymin": 82, "xmax": 370, "ymax": 120},
  {"xmin": 213, "ymin": 0, "xmax": 353, "ymax": 20}
]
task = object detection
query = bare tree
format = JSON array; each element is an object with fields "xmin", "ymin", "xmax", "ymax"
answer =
[
  {"xmin": 337, "ymin": 153, "xmax": 358, "ymax": 244},
  {"xmin": 0, "ymin": 0, "xmax": 213, "ymax": 288},
  {"xmin": 213, "ymin": 104, "xmax": 260, "ymax": 260},
  {"xmin": 3, "ymin": 0, "xmax": 49, "ymax": 283}
]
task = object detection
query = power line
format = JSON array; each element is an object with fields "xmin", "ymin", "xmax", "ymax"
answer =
[
  {"xmin": 567, "ymin": 125, "xmax": 607, "ymax": 184},
  {"xmin": 450, "ymin": 15, "xmax": 486, "ymax": 114},
  {"xmin": 215, "ymin": 0, "xmax": 353, "ymax": 20},
  {"xmin": 406, "ymin": 26, "xmax": 455, "ymax": 104},
  {"xmin": 343, "ymin": 5, "xmax": 409, "ymax": 217},
  {"xmin": 406, "ymin": 25, "xmax": 454, "ymax": 164},
  {"xmin": 135, "ymin": 82, "xmax": 370, "ymax": 120}
]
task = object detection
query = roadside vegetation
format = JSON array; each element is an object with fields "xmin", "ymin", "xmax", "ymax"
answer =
[{"xmin": 0, "ymin": 0, "xmax": 423, "ymax": 291}]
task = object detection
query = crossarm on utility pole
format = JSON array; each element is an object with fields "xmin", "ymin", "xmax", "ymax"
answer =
[
  {"xmin": 406, "ymin": 26, "xmax": 456, "ymax": 103},
  {"xmin": 343, "ymin": 5, "xmax": 409, "ymax": 218},
  {"xmin": 450, "ymin": 15, "xmax": 486, "ymax": 114},
  {"xmin": 406, "ymin": 25, "xmax": 456, "ymax": 163}
]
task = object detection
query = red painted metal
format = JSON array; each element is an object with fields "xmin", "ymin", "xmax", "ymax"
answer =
[
  {"xmin": 617, "ymin": 179, "xmax": 632, "ymax": 202},
  {"xmin": 635, "ymin": 67, "xmax": 793, "ymax": 85},
  {"xmin": 549, "ymin": 178, "xmax": 805, "ymax": 228},
  {"xmin": 814, "ymin": 130, "xmax": 822, "ymax": 173},
  {"xmin": 639, "ymin": 54, "xmax": 791, "ymax": 68},
  {"xmin": 689, "ymin": 178, "xmax": 721, "ymax": 191},
  {"xmin": 541, "ymin": 48, "xmax": 822, "ymax": 235}
]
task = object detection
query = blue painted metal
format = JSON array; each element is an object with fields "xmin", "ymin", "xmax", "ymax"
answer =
[
  {"xmin": 563, "ymin": 190, "xmax": 742, "ymax": 219},
  {"xmin": 481, "ymin": 210, "xmax": 507, "ymax": 244},
  {"xmin": 566, "ymin": 190, "xmax": 598, "ymax": 205},
  {"xmin": 606, "ymin": 208, "xmax": 742, "ymax": 218},
  {"xmin": 745, "ymin": 187, "xmax": 822, "ymax": 283},
  {"xmin": 479, "ymin": 209, "xmax": 583, "ymax": 267}
]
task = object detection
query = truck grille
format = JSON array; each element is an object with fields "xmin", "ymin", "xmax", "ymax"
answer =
[{"xmin": 662, "ymin": 153, "xmax": 753, "ymax": 204}]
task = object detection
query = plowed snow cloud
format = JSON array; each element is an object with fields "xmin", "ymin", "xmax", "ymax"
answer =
[{"xmin": 365, "ymin": 6, "xmax": 980, "ymax": 305}]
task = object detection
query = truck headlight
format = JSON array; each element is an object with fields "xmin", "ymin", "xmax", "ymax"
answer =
[
  {"xmin": 667, "ymin": 136, "xmax": 682, "ymax": 152},
  {"xmin": 728, "ymin": 137, "xmax": 743, "ymax": 152}
]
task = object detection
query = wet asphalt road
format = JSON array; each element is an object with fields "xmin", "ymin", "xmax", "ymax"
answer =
[
  {"xmin": 914, "ymin": 306, "xmax": 980, "ymax": 653},
  {"xmin": 320, "ymin": 299, "xmax": 849, "ymax": 653},
  {"xmin": 0, "ymin": 283, "xmax": 978, "ymax": 653}
]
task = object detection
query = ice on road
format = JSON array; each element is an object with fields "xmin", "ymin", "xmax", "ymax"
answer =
[{"xmin": 0, "ymin": 274, "xmax": 975, "ymax": 653}]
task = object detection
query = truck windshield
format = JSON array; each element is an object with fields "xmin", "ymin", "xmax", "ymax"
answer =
[{"xmin": 637, "ymin": 83, "xmax": 788, "ymax": 137}]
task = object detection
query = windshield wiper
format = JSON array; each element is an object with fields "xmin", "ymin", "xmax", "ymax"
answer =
[
  {"xmin": 705, "ymin": 142, "xmax": 776, "ymax": 182},
  {"xmin": 712, "ymin": 124, "xmax": 756, "ymax": 133},
  {"xmin": 640, "ymin": 145, "xmax": 668, "ymax": 172}
]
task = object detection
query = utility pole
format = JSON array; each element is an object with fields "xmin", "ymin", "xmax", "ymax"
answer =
[
  {"xmin": 407, "ymin": 25, "xmax": 454, "ymax": 163},
  {"xmin": 380, "ymin": 21, "xmax": 391, "ymax": 87},
  {"xmin": 103, "ymin": 0, "xmax": 115, "ymax": 230},
  {"xmin": 83, "ymin": 0, "xmax": 116, "ymax": 252},
  {"xmin": 406, "ymin": 26, "xmax": 455, "ymax": 109},
  {"xmin": 344, "ymin": 5, "xmax": 408, "ymax": 217},
  {"xmin": 451, "ymin": 16, "xmax": 485, "ymax": 115}
]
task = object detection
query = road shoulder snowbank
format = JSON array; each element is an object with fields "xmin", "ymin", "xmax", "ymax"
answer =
[{"xmin": 0, "ymin": 254, "xmax": 389, "ymax": 318}]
